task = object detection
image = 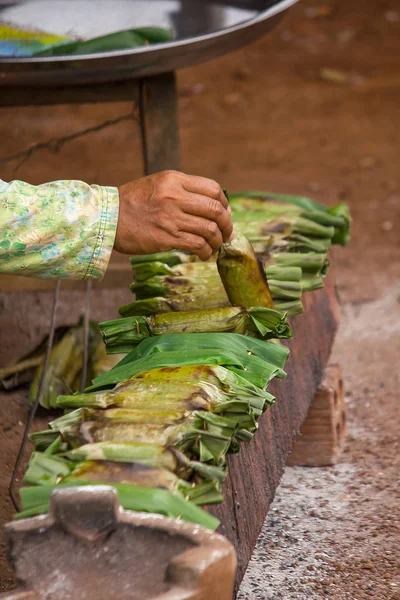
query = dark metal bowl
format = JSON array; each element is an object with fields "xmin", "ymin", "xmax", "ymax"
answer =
[{"xmin": 0, "ymin": 0, "xmax": 299, "ymax": 86}]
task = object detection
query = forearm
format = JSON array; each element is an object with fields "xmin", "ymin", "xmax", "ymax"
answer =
[{"xmin": 0, "ymin": 179, "xmax": 119, "ymax": 280}]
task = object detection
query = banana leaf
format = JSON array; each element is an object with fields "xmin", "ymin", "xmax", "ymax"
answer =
[
  {"xmin": 266, "ymin": 252, "xmax": 329, "ymax": 275},
  {"xmin": 23, "ymin": 453, "xmax": 222, "ymax": 506},
  {"xmin": 38, "ymin": 408, "xmax": 240, "ymax": 464},
  {"xmin": 273, "ymin": 299, "xmax": 304, "ymax": 315},
  {"xmin": 126, "ymin": 259, "xmax": 303, "ymax": 317},
  {"xmin": 131, "ymin": 274, "xmax": 225, "ymax": 308},
  {"xmin": 57, "ymin": 377, "xmax": 266, "ymax": 417},
  {"xmin": 130, "ymin": 251, "xmax": 191, "ymax": 267},
  {"xmin": 56, "ymin": 412, "xmax": 236, "ymax": 465},
  {"xmin": 119, "ymin": 297, "xmax": 178, "ymax": 317},
  {"xmin": 58, "ymin": 384, "xmax": 205, "ymax": 411},
  {"xmin": 229, "ymin": 192, "xmax": 350, "ymax": 246},
  {"xmin": 230, "ymin": 191, "xmax": 351, "ymax": 245},
  {"xmin": 120, "ymin": 294, "xmax": 301, "ymax": 319},
  {"xmin": 86, "ymin": 333, "xmax": 288, "ymax": 393},
  {"xmin": 64, "ymin": 442, "xmax": 227, "ymax": 483},
  {"xmin": 86, "ymin": 351, "xmax": 278, "ymax": 392},
  {"xmin": 23, "ymin": 452, "xmax": 72, "ymax": 486},
  {"xmin": 64, "ymin": 441, "xmax": 184, "ymax": 472},
  {"xmin": 264, "ymin": 265, "xmax": 302, "ymax": 282},
  {"xmin": 28, "ymin": 430, "xmax": 60, "ymax": 451},
  {"xmin": 264, "ymin": 252, "xmax": 328, "ymax": 294},
  {"xmin": 100, "ymin": 306, "xmax": 291, "ymax": 354},
  {"xmin": 125, "ymin": 365, "xmax": 270, "ymax": 411},
  {"xmin": 126, "ymin": 364, "xmax": 273, "ymax": 400},
  {"xmin": 52, "ymin": 394, "xmax": 257, "ymax": 434},
  {"xmin": 122, "ymin": 333, "xmax": 288, "ymax": 369},
  {"xmin": 43, "ymin": 435, "xmax": 65, "ymax": 456},
  {"xmin": 1, "ymin": 321, "xmax": 108, "ymax": 396},
  {"xmin": 66, "ymin": 461, "xmax": 223, "ymax": 506},
  {"xmin": 17, "ymin": 482, "xmax": 220, "ymax": 530},
  {"xmin": 33, "ymin": 27, "xmax": 173, "ymax": 57},
  {"xmin": 217, "ymin": 233, "xmax": 274, "ymax": 309},
  {"xmin": 301, "ymin": 275, "xmax": 324, "ymax": 292},
  {"xmin": 127, "ymin": 366, "xmax": 274, "ymax": 416},
  {"xmin": 67, "ymin": 406, "xmax": 197, "ymax": 425},
  {"xmin": 28, "ymin": 320, "xmax": 102, "ymax": 408},
  {"xmin": 28, "ymin": 326, "xmax": 83, "ymax": 408},
  {"xmin": 28, "ymin": 433, "xmax": 228, "ymax": 484}
]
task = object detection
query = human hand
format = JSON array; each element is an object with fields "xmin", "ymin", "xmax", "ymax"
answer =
[{"xmin": 114, "ymin": 170, "xmax": 233, "ymax": 261}]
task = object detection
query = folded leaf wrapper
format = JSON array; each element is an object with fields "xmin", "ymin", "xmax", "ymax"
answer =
[
  {"xmin": 217, "ymin": 233, "xmax": 274, "ymax": 309},
  {"xmin": 100, "ymin": 306, "xmax": 291, "ymax": 353}
]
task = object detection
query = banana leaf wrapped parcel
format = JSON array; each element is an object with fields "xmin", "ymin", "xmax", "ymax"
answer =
[
  {"xmin": 121, "ymin": 256, "xmax": 309, "ymax": 319},
  {"xmin": 99, "ymin": 306, "xmax": 291, "ymax": 354},
  {"xmin": 85, "ymin": 333, "xmax": 288, "ymax": 392},
  {"xmin": 229, "ymin": 191, "xmax": 351, "ymax": 247},
  {"xmin": 23, "ymin": 452, "xmax": 223, "ymax": 507},
  {"xmin": 18, "ymin": 478, "xmax": 220, "ymax": 530},
  {"xmin": 217, "ymin": 233, "xmax": 274, "ymax": 309},
  {"xmin": 57, "ymin": 370, "xmax": 272, "ymax": 415}
]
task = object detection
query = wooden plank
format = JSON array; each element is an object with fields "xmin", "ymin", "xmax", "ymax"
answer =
[
  {"xmin": 139, "ymin": 72, "xmax": 180, "ymax": 174},
  {"xmin": 0, "ymin": 266, "xmax": 132, "ymax": 292},
  {"xmin": 0, "ymin": 80, "xmax": 140, "ymax": 107},
  {"xmin": 0, "ymin": 254, "xmax": 133, "ymax": 292},
  {"xmin": 209, "ymin": 269, "xmax": 340, "ymax": 593}
]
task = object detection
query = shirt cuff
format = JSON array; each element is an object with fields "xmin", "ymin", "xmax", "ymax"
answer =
[{"xmin": 84, "ymin": 185, "xmax": 119, "ymax": 280}]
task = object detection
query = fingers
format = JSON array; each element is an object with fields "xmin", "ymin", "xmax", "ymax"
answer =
[
  {"xmin": 180, "ymin": 193, "xmax": 234, "ymax": 242},
  {"xmin": 173, "ymin": 232, "xmax": 214, "ymax": 261},
  {"xmin": 115, "ymin": 171, "xmax": 233, "ymax": 259},
  {"xmin": 178, "ymin": 215, "xmax": 223, "ymax": 250},
  {"xmin": 182, "ymin": 174, "xmax": 229, "ymax": 211}
]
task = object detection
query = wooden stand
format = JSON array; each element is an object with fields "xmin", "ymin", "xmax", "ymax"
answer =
[{"xmin": 287, "ymin": 363, "xmax": 347, "ymax": 468}]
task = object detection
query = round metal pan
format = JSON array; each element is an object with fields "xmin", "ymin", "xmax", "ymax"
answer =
[{"xmin": 0, "ymin": 0, "xmax": 299, "ymax": 86}]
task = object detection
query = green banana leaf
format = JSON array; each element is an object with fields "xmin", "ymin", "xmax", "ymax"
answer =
[
  {"xmin": 17, "ymin": 481, "xmax": 220, "ymax": 530},
  {"xmin": 99, "ymin": 307, "xmax": 291, "ymax": 354},
  {"xmin": 23, "ymin": 453, "xmax": 223, "ymax": 506},
  {"xmin": 86, "ymin": 346, "xmax": 287, "ymax": 393},
  {"xmin": 122, "ymin": 333, "xmax": 288, "ymax": 369},
  {"xmin": 33, "ymin": 27, "xmax": 172, "ymax": 57},
  {"xmin": 229, "ymin": 191, "xmax": 351, "ymax": 245}
]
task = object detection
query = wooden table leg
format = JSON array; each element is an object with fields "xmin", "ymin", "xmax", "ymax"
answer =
[{"xmin": 139, "ymin": 72, "xmax": 180, "ymax": 175}]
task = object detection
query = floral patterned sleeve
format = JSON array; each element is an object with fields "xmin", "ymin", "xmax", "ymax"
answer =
[{"xmin": 0, "ymin": 179, "xmax": 119, "ymax": 280}]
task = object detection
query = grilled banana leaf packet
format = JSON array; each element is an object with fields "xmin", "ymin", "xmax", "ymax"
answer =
[
  {"xmin": 217, "ymin": 232, "xmax": 274, "ymax": 309},
  {"xmin": 99, "ymin": 306, "xmax": 291, "ymax": 353}
]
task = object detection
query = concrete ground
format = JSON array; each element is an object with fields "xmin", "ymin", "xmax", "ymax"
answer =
[{"xmin": 1, "ymin": 0, "xmax": 399, "ymax": 597}]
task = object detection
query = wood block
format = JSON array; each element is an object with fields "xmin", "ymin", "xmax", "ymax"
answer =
[{"xmin": 287, "ymin": 363, "xmax": 347, "ymax": 467}]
